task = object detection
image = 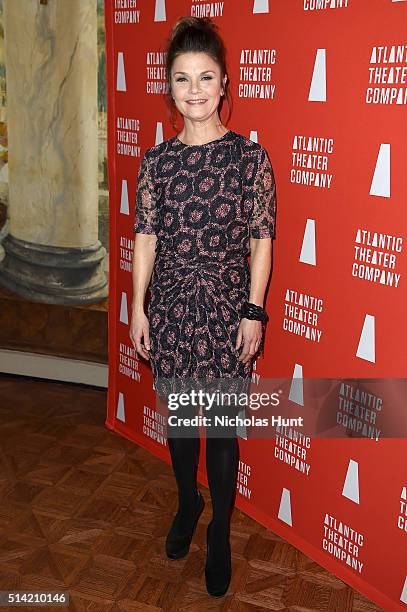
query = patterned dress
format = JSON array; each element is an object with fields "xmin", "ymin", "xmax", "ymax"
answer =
[{"xmin": 134, "ymin": 129, "xmax": 276, "ymax": 400}]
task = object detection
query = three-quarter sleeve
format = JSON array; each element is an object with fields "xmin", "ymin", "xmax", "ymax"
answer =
[
  {"xmin": 249, "ymin": 146, "xmax": 276, "ymax": 239},
  {"xmin": 134, "ymin": 152, "xmax": 158, "ymax": 235}
]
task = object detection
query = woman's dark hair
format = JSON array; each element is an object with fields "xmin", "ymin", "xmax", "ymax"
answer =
[{"xmin": 164, "ymin": 16, "xmax": 232, "ymax": 132}]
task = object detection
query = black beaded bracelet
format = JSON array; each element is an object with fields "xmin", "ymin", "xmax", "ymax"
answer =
[
  {"xmin": 241, "ymin": 301, "xmax": 269, "ymax": 323},
  {"xmin": 240, "ymin": 301, "xmax": 269, "ymax": 357}
]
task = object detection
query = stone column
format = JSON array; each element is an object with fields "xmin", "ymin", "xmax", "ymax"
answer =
[{"xmin": 0, "ymin": 0, "xmax": 107, "ymax": 304}]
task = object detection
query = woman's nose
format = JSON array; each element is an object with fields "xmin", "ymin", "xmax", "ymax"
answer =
[{"xmin": 189, "ymin": 80, "xmax": 201, "ymax": 93}]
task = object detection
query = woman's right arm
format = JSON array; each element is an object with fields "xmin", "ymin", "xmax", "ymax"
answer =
[
  {"xmin": 130, "ymin": 151, "xmax": 158, "ymax": 360},
  {"xmin": 130, "ymin": 234, "xmax": 156, "ymax": 360}
]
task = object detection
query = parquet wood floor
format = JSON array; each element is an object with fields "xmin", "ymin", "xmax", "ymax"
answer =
[{"xmin": 0, "ymin": 374, "xmax": 383, "ymax": 611}]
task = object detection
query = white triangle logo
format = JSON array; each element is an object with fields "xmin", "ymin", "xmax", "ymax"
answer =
[
  {"xmin": 120, "ymin": 179, "xmax": 129, "ymax": 215},
  {"xmin": 154, "ymin": 0, "xmax": 166, "ymax": 21},
  {"xmin": 278, "ymin": 487, "xmax": 293, "ymax": 526},
  {"xmin": 288, "ymin": 364, "xmax": 304, "ymax": 406},
  {"xmin": 370, "ymin": 144, "xmax": 390, "ymax": 198},
  {"xmin": 299, "ymin": 219, "xmax": 316, "ymax": 265},
  {"xmin": 116, "ymin": 392, "xmax": 125, "ymax": 422},
  {"xmin": 342, "ymin": 459, "xmax": 360, "ymax": 504},
  {"xmin": 309, "ymin": 49, "xmax": 326, "ymax": 102},
  {"xmin": 253, "ymin": 0, "xmax": 269, "ymax": 13},
  {"xmin": 401, "ymin": 576, "xmax": 407, "ymax": 603},
  {"xmin": 119, "ymin": 292, "xmax": 129, "ymax": 325},
  {"xmin": 155, "ymin": 122, "xmax": 164, "ymax": 145},
  {"xmin": 250, "ymin": 130, "xmax": 258, "ymax": 143},
  {"xmin": 356, "ymin": 314, "xmax": 375, "ymax": 363},
  {"xmin": 117, "ymin": 52, "xmax": 126, "ymax": 92}
]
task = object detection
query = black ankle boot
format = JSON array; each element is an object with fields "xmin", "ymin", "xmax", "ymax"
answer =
[
  {"xmin": 205, "ymin": 521, "xmax": 232, "ymax": 597},
  {"xmin": 165, "ymin": 490, "xmax": 205, "ymax": 559}
]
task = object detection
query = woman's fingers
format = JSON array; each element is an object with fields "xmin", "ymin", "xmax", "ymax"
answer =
[
  {"xmin": 236, "ymin": 319, "xmax": 263, "ymax": 363},
  {"xmin": 144, "ymin": 328, "xmax": 151, "ymax": 351},
  {"xmin": 130, "ymin": 316, "xmax": 151, "ymax": 360},
  {"xmin": 238, "ymin": 336, "xmax": 260, "ymax": 363},
  {"xmin": 135, "ymin": 334, "xmax": 150, "ymax": 360}
]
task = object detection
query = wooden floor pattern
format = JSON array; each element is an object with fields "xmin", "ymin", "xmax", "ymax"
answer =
[{"xmin": 0, "ymin": 374, "xmax": 384, "ymax": 612}]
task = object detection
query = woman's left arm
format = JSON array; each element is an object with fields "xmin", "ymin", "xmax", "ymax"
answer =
[
  {"xmin": 236, "ymin": 146, "xmax": 276, "ymax": 363},
  {"xmin": 248, "ymin": 237, "xmax": 272, "ymax": 308},
  {"xmin": 236, "ymin": 238, "xmax": 272, "ymax": 363}
]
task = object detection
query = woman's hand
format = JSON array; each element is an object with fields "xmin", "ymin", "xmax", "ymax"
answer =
[
  {"xmin": 130, "ymin": 309, "xmax": 151, "ymax": 360},
  {"xmin": 235, "ymin": 318, "xmax": 262, "ymax": 363}
]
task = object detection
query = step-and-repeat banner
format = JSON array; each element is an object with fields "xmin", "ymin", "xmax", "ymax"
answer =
[{"xmin": 104, "ymin": 1, "xmax": 407, "ymax": 608}]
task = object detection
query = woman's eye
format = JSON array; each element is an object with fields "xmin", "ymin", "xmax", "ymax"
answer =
[{"xmin": 175, "ymin": 76, "xmax": 213, "ymax": 82}]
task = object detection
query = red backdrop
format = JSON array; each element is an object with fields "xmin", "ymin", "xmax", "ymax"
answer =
[{"xmin": 104, "ymin": 1, "xmax": 407, "ymax": 608}]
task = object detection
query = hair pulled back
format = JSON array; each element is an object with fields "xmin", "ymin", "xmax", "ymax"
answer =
[{"xmin": 164, "ymin": 16, "xmax": 232, "ymax": 131}]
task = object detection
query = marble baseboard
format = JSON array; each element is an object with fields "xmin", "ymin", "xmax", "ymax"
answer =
[{"xmin": 0, "ymin": 348, "xmax": 107, "ymax": 387}]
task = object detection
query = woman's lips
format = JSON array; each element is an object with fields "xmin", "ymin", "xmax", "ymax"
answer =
[{"xmin": 187, "ymin": 100, "xmax": 207, "ymax": 104}]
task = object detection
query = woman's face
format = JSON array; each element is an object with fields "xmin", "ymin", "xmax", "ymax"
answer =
[{"xmin": 170, "ymin": 52, "xmax": 226, "ymax": 123}]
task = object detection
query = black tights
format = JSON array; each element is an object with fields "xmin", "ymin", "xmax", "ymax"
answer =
[
  {"xmin": 167, "ymin": 435, "xmax": 239, "ymax": 531},
  {"xmin": 167, "ymin": 399, "xmax": 240, "ymax": 535}
]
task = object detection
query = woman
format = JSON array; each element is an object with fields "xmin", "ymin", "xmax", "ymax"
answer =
[{"xmin": 130, "ymin": 16, "xmax": 276, "ymax": 598}]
